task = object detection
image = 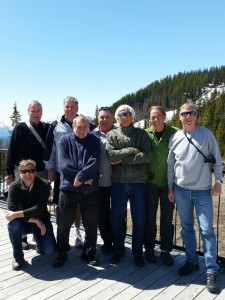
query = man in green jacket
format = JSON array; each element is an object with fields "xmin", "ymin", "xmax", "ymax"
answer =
[
  {"xmin": 106, "ymin": 104, "xmax": 151, "ymax": 267},
  {"xmin": 145, "ymin": 106, "xmax": 178, "ymax": 265}
]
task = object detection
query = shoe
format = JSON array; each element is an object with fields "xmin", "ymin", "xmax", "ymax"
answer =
[
  {"xmin": 53, "ymin": 253, "xmax": 68, "ymax": 268},
  {"xmin": 160, "ymin": 252, "xmax": 174, "ymax": 266},
  {"xmin": 178, "ymin": 260, "xmax": 199, "ymax": 275},
  {"xmin": 207, "ymin": 272, "xmax": 220, "ymax": 294},
  {"xmin": 110, "ymin": 253, "xmax": 122, "ymax": 265},
  {"xmin": 74, "ymin": 234, "xmax": 83, "ymax": 249},
  {"xmin": 81, "ymin": 252, "xmax": 99, "ymax": 266},
  {"xmin": 134, "ymin": 256, "xmax": 145, "ymax": 267},
  {"xmin": 22, "ymin": 237, "xmax": 30, "ymax": 250},
  {"xmin": 101, "ymin": 243, "xmax": 113, "ymax": 254},
  {"xmin": 12, "ymin": 257, "xmax": 24, "ymax": 270},
  {"xmin": 145, "ymin": 251, "xmax": 157, "ymax": 263}
]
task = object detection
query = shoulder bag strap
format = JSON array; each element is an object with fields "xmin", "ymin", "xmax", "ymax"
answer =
[{"xmin": 26, "ymin": 121, "xmax": 46, "ymax": 149}]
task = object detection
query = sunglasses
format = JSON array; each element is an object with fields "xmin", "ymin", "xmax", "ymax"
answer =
[
  {"xmin": 180, "ymin": 111, "xmax": 197, "ymax": 117},
  {"xmin": 117, "ymin": 112, "xmax": 132, "ymax": 118},
  {"xmin": 20, "ymin": 169, "xmax": 36, "ymax": 174},
  {"xmin": 99, "ymin": 106, "xmax": 111, "ymax": 112}
]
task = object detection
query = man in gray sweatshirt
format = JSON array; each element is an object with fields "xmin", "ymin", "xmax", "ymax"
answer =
[{"xmin": 167, "ymin": 102, "xmax": 222, "ymax": 294}]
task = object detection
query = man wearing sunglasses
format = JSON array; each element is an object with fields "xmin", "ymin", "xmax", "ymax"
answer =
[
  {"xmin": 167, "ymin": 102, "xmax": 222, "ymax": 294},
  {"xmin": 4, "ymin": 159, "xmax": 56, "ymax": 270},
  {"xmin": 106, "ymin": 105, "xmax": 151, "ymax": 267}
]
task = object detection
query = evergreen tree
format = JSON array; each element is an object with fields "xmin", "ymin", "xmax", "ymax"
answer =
[{"xmin": 10, "ymin": 102, "xmax": 22, "ymax": 127}]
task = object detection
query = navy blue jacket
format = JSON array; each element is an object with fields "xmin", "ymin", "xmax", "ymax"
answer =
[{"xmin": 58, "ymin": 132, "xmax": 101, "ymax": 193}]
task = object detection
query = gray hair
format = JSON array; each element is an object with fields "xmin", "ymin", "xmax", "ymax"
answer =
[
  {"xmin": 63, "ymin": 96, "xmax": 78, "ymax": 105},
  {"xmin": 180, "ymin": 102, "xmax": 197, "ymax": 112},
  {"xmin": 73, "ymin": 115, "xmax": 89, "ymax": 127},
  {"xmin": 115, "ymin": 104, "xmax": 135, "ymax": 121},
  {"xmin": 27, "ymin": 100, "xmax": 43, "ymax": 112}
]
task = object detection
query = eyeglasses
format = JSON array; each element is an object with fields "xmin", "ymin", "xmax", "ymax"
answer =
[
  {"xmin": 20, "ymin": 169, "xmax": 36, "ymax": 174},
  {"xmin": 180, "ymin": 111, "xmax": 197, "ymax": 117},
  {"xmin": 117, "ymin": 112, "xmax": 132, "ymax": 118},
  {"xmin": 99, "ymin": 106, "xmax": 111, "ymax": 112}
]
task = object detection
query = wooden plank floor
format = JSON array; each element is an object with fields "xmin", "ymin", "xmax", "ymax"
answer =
[{"xmin": 0, "ymin": 200, "xmax": 225, "ymax": 300}]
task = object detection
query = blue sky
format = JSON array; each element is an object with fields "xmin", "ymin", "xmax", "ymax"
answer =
[{"xmin": 0, "ymin": 0, "xmax": 225, "ymax": 125}]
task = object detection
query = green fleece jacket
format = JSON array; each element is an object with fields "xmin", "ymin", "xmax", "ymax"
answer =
[
  {"xmin": 106, "ymin": 124, "xmax": 151, "ymax": 183},
  {"xmin": 146, "ymin": 124, "xmax": 178, "ymax": 186}
]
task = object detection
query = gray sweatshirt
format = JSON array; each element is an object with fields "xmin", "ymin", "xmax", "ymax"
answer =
[{"xmin": 167, "ymin": 125, "xmax": 222, "ymax": 190}]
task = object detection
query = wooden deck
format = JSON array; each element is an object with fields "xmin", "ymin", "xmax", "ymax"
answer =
[{"xmin": 0, "ymin": 200, "xmax": 224, "ymax": 300}]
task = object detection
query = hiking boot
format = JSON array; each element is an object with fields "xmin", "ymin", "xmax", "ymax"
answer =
[
  {"xmin": 22, "ymin": 237, "xmax": 30, "ymax": 250},
  {"xmin": 74, "ymin": 234, "xmax": 83, "ymax": 249},
  {"xmin": 12, "ymin": 257, "xmax": 24, "ymax": 270},
  {"xmin": 207, "ymin": 272, "xmax": 220, "ymax": 294},
  {"xmin": 160, "ymin": 252, "xmax": 174, "ymax": 266},
  {"xmin": 110, "ymin": 253, "xmax": 122, "ymax": 265},
  {"xmin": 53, "ymin": 253, "xmax": 68, "ymax": 268},
  {"xmin": 178, "ymin": 260, "xmax": 199, "ymax": 275},
  {"xmin": 134, "ymin": 256, "xmax": 145, "ymax": 267},
  {"xmin": 145, "ymin": 251, "xmax": 157, "ymax": 263}
]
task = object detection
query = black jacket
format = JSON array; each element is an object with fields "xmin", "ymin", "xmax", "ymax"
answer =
[
  {"xmin": 7, "ymin": 176, "xmax": 51, "ymax": 222},
  {"xmin": 6, "ymin": 121, "xmax": 50, "ymax": 174}
]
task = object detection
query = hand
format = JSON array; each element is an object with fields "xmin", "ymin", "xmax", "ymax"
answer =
[
  {"xmin": 48, "ymin": 169, "xmax": 56, "ymax": 183},
  {"xmin": 74, "ymin": 178, "xmax": 82, "ymax": 187},
  {"xmin": 211, "ymin": 182, "xmax": 222, "ymax": 197},
  {"xmin": 4, "ymin": 210, "xmax": 15, "ymax": 221},
  {"xmin": 36, "ymin": 219, "xmax": 46, "ymax": 236},
  {"xmin": 168, "ymin": 188, "xmax": 175, "ymax": 203},
  {"xmin": 84, "ymin": 179, "xmax": 93, "ymax": 185},
  {"xmin": 134, "ymin": 148, "xmax": 140, "ymax": 154}
]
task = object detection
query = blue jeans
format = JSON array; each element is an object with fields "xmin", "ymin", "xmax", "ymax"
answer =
[
  {"xmin": 174, "ymin": 185, "xmax": 219, "ymax": 273},
  {"xmin": 111, "ymin": 183, "xmax": 146, "ymax": 257},
  {"xmin": 8, "ymin": 219, "xmax": 56, "ymax": 260}
]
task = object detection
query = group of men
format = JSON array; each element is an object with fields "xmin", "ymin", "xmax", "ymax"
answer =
[{"xmin": 4, "ymin": 98, "xmax": 223, "ymax": 294}]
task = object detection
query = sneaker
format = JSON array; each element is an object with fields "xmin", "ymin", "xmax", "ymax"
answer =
[
  {"xmin": 12, "ymin": 257, "xmax": 24, "ymax": 270},
  {"xmin": 134, "ymin": 256, "xmax": 145, "ymax": 267},
  {"xmin": 178, "ymin": 260, "xmax": 199, "ymax": 275},
  {"xmin": 160, "ymin": 252, "xmax": 174, "ymax": 266},
  {"xmin": 101, "ymin": 243, "xmax": 113, "ymax": 254},
  {"xmin": 22, "ymin": 237, "xmax": 30, "ymax": 250},
  {"xmin": 207, "ymin": 272, "xmax": 220, "ymax": 294},
  {"xmin": 74, "ymin": 234, "xmax": 83, "ymax": 249},
  {"xmin": 145, "ymin": 251, "xmax": 157, "ymax": 263},
  {"xmin": 81, "ymin": 252, "xmax": 99, "ymax": 266},
  {"xmin": 110, "ymin": 253, "xmax": 122, "ymax": 265},
  {"xmin": 53, "ymin": 253, "xmax": 68, "ymax": 268}
]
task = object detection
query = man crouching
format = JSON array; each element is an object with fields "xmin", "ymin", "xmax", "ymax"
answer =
[{"xmin": 4, "ymin": 159, "xmax": 56, "ymax": 270}]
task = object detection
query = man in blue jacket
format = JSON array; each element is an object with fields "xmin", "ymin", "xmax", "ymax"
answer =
[{"xmin": 53, "ymin": 116, "xmax": 101, "ymax": 268}]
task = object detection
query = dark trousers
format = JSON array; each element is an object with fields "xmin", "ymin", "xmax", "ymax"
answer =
[
  {"xmin": 57, "ymin": 190, "xmax": 100, "ymax": 257},
  {"xmin": 145, "ymin": 183, "xmax": 175, "ymax": 253},
  {"xmin": 98, "ymin": 186, "xmax": 113, "ymax": 246}
]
